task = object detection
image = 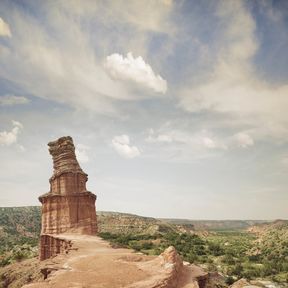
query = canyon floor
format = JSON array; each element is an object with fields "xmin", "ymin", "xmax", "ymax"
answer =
[{"xmin": 23, "ymin": 235, "xmax": 206, "ymax": 288}]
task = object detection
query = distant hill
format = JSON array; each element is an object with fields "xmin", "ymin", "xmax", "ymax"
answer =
[
  {"xmin": 0, "ymin": 206, "xmax": 274, "ymax": 241},
  {"xmin": 0, "ymin": 206, "xmax": 41, "ymax": 253},
  {"xmin": 247, "ymin": 219, "xmax": 288, "ymax": 235},
  {"xmin": 248, "ymin": 219, "xmax": 288, "ymax": 259},
  {"xmin": 161, "ymin": 218, "xmax": 270, "ymax": 231},
  {"xmin": 0, "ymin": 206, "xmax": 273, "ymax": 240},
  {"xmin": 97, "ymin": 211, "xmax": 180, "ymax": 234},
  {"xmin": 247, "ymin": 219, "xmax": 288, "ymax": 283},
  {"xmin": 0, "ymin": 207, "xmax": 192, "ymax": 243}
]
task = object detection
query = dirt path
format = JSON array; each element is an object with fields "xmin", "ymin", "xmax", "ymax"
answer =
[{"xmin": 23, "ymin": 235, "xmax": 204, "ymax": 288}]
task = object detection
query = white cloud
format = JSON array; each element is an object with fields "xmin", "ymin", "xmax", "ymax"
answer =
[
  {"xmin": 18, "ymin": 144, "xmax": 26, "ymax": 152},
  {"xmin": 0, "ymin": 17, "xmax": 11, "ymax": 37},
  {"xmin": 234, "ymin": 132, "xmax": 254, "ymax": 148},
  {"xmin": 62, "ymin": 0, "xmax": 174, "ymax": 34},
  {"xmin": 145, "ymin": 128, "xmax": 194, "ymax": 144},
  {"xmin": 281, "ymin": 156, "xmax": 288, "ymax": 167},
  {"xmin": 105, "ymin": 52, "xmax": 167, "ymax": 94},
  {"xmin": 12, "ymin": 120, "xmax": 23, "ymax": 128},
  {"xmin": 145, "ymin": 129, "xmax": 173, "ymax": 143},
  {"xmin": 107, "ymin": 0, "xmax": 174, "ymax": 34},
  {"xmin": 0, "ymin": 95, "xmax": 29, "ymax": 106},
  {"xmin": 75, "ymin": 144, "xmax": 90, "ymax": 163},
  {"xmin": 112, "ymin": 134, "xmax": 140, "ymax": 159},
  {"xmin": 0, "ymin": 3, "xmax": 172, "ymax": 115},
  {"xmin": 145, "ymin": 127, "xmax": 229, "ymax": 153},
  {"xmin": 202, "ymin": 137, "xmax": 216, "ymax": 149},
  {"xmin": 178, "ymin": 1, "xmax": 288, "ymax": 141},
  {"xmin": 0, "ymin": 120, "xmax": 23, "ymax": 146}
]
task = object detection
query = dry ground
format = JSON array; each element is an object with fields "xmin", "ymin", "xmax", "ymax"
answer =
[{"xmin": 22, "ymin": 235, "xmax": 205, "ymax": 288}]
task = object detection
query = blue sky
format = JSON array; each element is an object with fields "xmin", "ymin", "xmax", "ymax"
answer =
[{"xmin": 0, "ymin": 0, "xmax": 287, "ymax": 219}]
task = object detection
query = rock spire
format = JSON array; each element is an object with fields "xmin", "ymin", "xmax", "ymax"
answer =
[{"xmin": 39, "ymin": 136, "xmax": 97, "ymax": 260}]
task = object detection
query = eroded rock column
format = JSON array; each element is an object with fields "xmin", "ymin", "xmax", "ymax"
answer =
[{"xmin": 39, "ymin": 136, "xmax": 97, "ymax": 260}]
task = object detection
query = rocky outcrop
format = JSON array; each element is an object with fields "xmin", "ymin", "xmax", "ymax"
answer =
[
  {"xmin": 127, "ymin": 246, "xmax": 208, "ymax": 288},
  {"xmin": 39, "ymin": 136, "xmax": 97, "ymax": 260},
  {"xmin": 39, "ymin": 235, "xmax": 73, "ymax": 261},
  {"xmin": 229, "ymin": 278, "xmax": 282, "ymax": 288},
  {"xmin": 229, "ymin": 279, "xmax": 250, "ymax": 288},
  {"xmin": 158, "ymin": 246, "xmax": 184, "ymax": 288}
]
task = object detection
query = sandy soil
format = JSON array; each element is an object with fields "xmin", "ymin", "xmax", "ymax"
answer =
[{"xmin": 23, "ymin": 235, "xmax": 204, "ymax": 288}]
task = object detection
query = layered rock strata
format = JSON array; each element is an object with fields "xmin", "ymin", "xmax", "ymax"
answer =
[
  {"xmin": 39, "ymin": 235, "xmax": 72, "ymax": 262},
  {"xmin": 39, "ymin": 136, "xmax": 97, "ymax": 260}
]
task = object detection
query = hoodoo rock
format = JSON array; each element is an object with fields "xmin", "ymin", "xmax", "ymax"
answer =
[
  {"xmin": 39, "ymin": 136, "xmax": 97, "ymax": 260},
  {"xmin": 21, "ymin": 136, "xmax": 212, "ymax": 287}
]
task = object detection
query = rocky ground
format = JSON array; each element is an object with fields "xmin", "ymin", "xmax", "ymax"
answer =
[{"xmin": 21, "ymin": 234, "xmax": 208, "ymax": 288}]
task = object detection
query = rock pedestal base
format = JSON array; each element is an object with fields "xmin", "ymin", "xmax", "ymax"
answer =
[{"xmin": 39, "ymin": 192, "xmax": 97, "ymax": 235}]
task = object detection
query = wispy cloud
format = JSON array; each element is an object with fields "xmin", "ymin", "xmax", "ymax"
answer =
[
  {"xmin": 75, "ymin": 144, "xmax": 90, "ymax": 163},
  {"xmin": 0, "ymin": 95, "xmax": 29, "ymax": 106},
  {"xmin": 202, "ymin": 137, "xmax": 217, "ymax": 149},
  {"xmin": 178, "ymin": 1, "xmax": 288, "ymax": 141},
  {"xmin": 145, "ymin": 125, "xmax": 256, "ymax": 156},
  {"xmin": 233, "ymin": 132, "xmax": 254, "ymax": 148}
]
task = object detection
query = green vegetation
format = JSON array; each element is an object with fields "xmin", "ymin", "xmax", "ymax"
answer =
[
  {"xmin": 0, "ymin": 207, "xmax": 287, "ymax": 284},
  {"xmin": 0, "ymin": 207, "xmax": 41, "ymax": 266},
  {"xmin": 99, "ymin": 227, "xmax": 288, "ymax": 284},
  {"xmin": 0, "ymin": 244, "xmax": 38, "ymax": 267}
]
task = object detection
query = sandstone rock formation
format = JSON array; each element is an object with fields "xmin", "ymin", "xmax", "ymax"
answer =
[
  {"xmin": 228, "ymin": 278, "xmax": 279, "ymax": 288},
  {"xmin": 39, "ymin": 136, "xmax": 97, "ymax": 260},
  {"xmin": 20, "ymin": 136, "xmax": 213, "ymax": 287},
  {"xmin": 23, "ymin": 235, "xmax": 209, "ymax": 288},
  {"xmin": 229, "ymin": 279, "xmax": 250, "ymax": 288},
  {"xmin": 39, "ymin": 235, "xmax": 73, "ymax": 261}
]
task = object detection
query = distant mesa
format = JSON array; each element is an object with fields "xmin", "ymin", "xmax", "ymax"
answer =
[{"xmin": 39, "ymin": 136, "xmax": 97, "ymax": 260}]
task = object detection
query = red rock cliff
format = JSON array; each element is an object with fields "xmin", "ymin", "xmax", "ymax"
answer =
[{"xmin": 39, "ymin": 136, "xmax": 97, "ymax": 260}]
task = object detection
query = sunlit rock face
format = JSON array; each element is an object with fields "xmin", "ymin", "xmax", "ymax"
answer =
[{"xmin": 39, "ymin": 136, "xmax": 97, "ymax": 260}]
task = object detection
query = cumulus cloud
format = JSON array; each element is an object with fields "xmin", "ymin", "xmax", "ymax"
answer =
[
  {"xmin": 75, "ymin": 144, "xmax": 90, "ymax": 163},
  {"xmin": 105, "ymin": 52, "xmax": 167, "ymax": 94},
  {"xmin": 0, "ymin": 120, "xmax": 23, "ymax": 146},
  {"xmin": 234, "ymin": 132, "xmax": 254, "ymax": 148},
  {"xmin": 0, "ymin": 95, "xmax": 29, "ymax": 106},
  {"xmin": 112, "ymin": 134, "xmax": 140, "ymax": 158},
  {"xmin": 0, "ymin": 17, "xmax": 11, "ymax": 37}
]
